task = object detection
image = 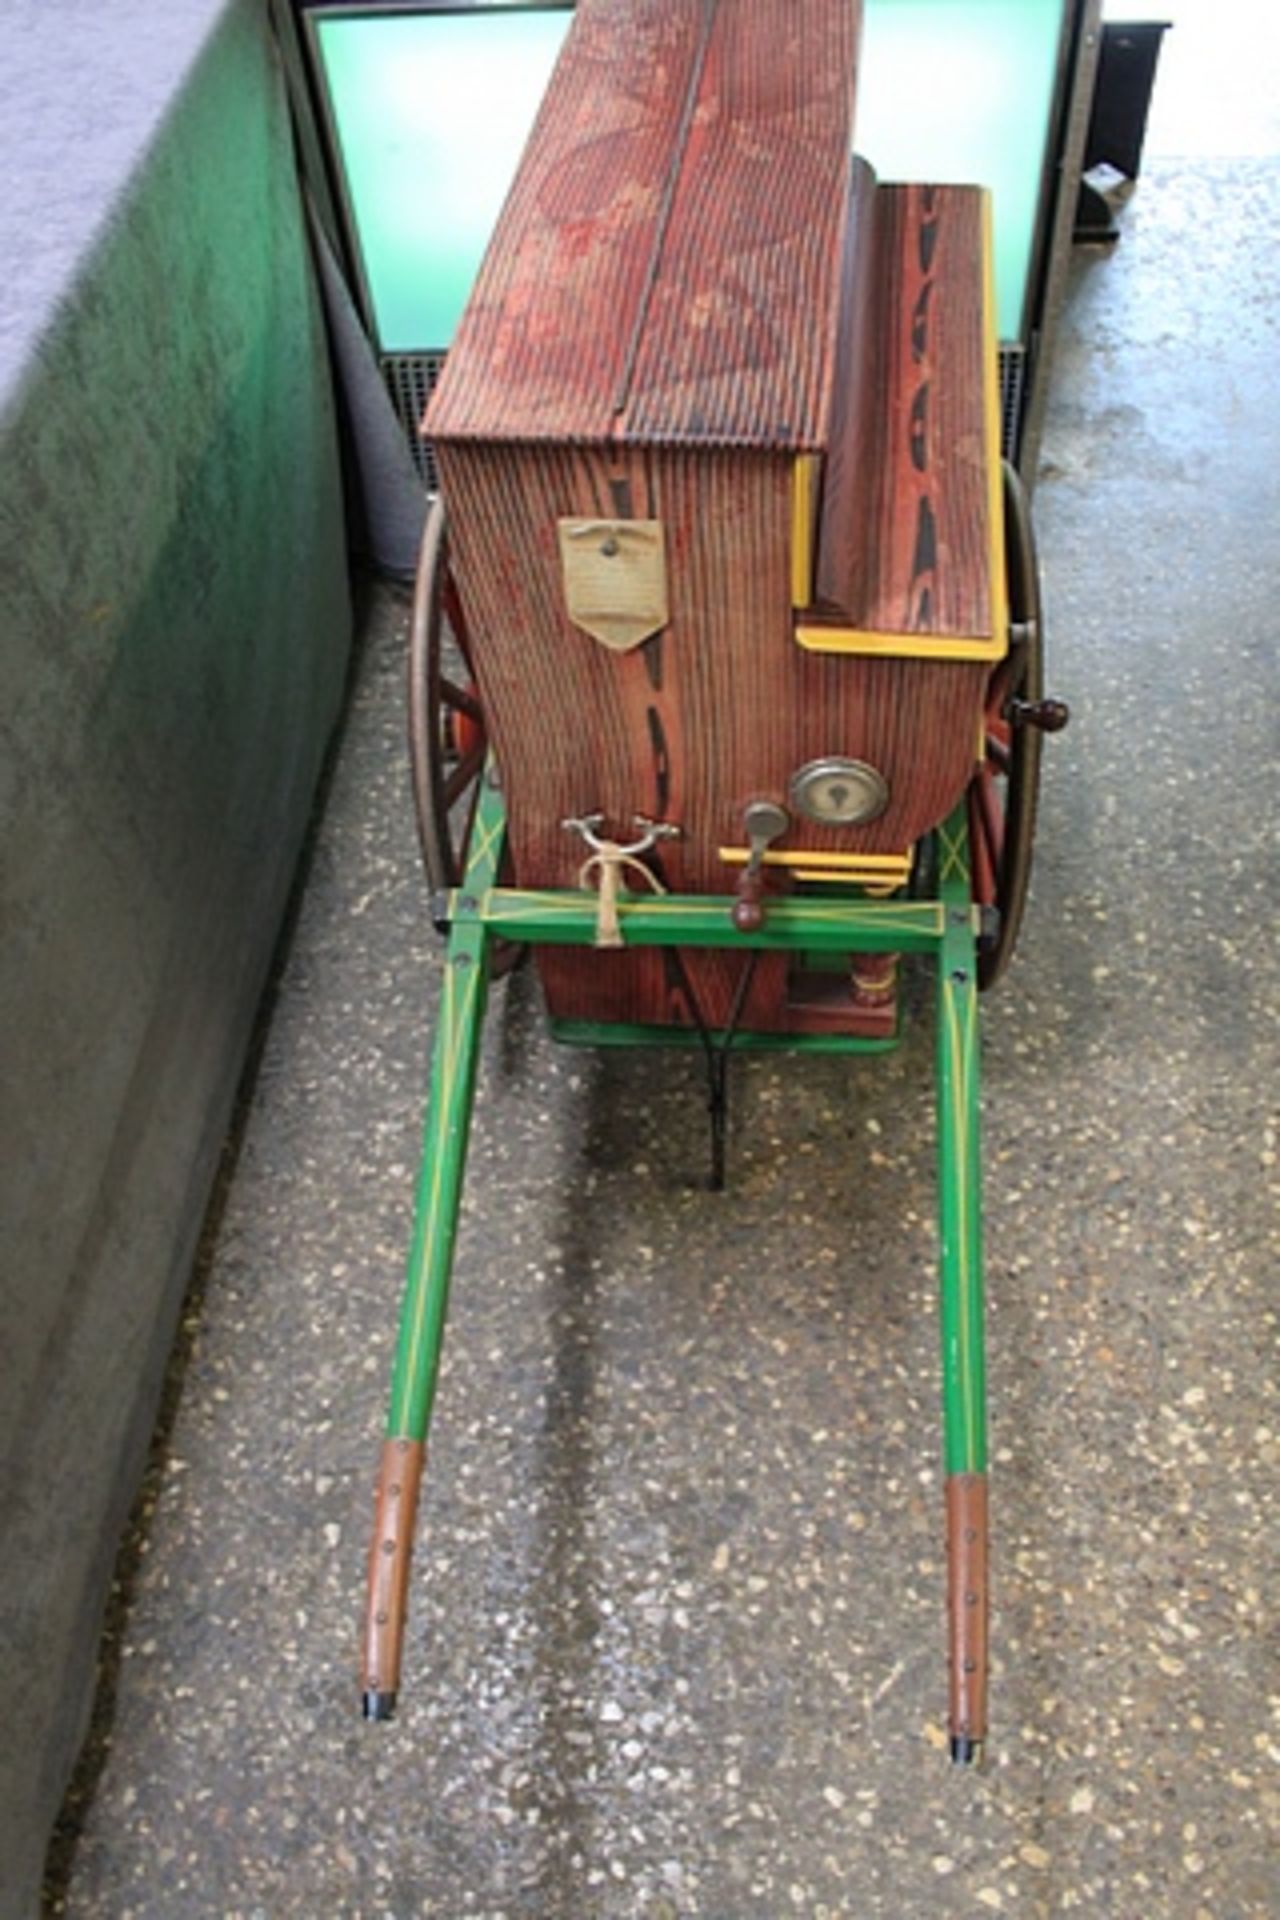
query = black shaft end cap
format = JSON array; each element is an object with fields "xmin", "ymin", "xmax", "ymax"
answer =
[
  {"xmin": 950, "ymin": 1736, "xmax": 980, "ymax": 1765},
  {"xmin": 362, "ymin": 1690, "xmax": 397, "ymax": 1722}
]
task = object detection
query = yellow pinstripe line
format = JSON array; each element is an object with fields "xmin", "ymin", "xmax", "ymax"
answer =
[
  {"xmin": 964, "ymin": 983, "xmax": 979, "ymax": 1463},
  {"xmin": 399, "ymin": 959, "xmax": 480, "ymax": 1425},
  {"xmin": 944, "ymin": 979, "xmax": 980, "ymax": 1466},
  {"xmin": 486, "ymin": 892, "xmax": 942, "ymax": 930}
]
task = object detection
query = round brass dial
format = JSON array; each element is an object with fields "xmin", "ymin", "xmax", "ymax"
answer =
[{"xmin": 789, "ymin": 757, "xmax": 889, "ymax": 827}]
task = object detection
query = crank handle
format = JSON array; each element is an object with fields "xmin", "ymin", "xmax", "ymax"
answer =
[{"xmin": 732, "ymin": 799, "xmax": 790, "ymax": 932}]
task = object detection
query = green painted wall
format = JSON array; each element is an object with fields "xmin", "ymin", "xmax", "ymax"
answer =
[{"xmin": 0, "ymin": 5, "xmax": 350, "ymax": 1911}]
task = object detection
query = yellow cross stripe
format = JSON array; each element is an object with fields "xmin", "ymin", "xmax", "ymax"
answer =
[
  {"xmin": 938, "ymin": 821, "xmax": 968, "ymax": 882},
  {"xmin": 465, "ymin": 810, "xmax": 504, "ymax": 881}
]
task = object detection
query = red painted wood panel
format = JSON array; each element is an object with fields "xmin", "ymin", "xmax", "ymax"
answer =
[
  {"xmin": 427, "ymin": 0, "xmax": 859, "ymax": 450},
  {"xmin": 425, "ymin": 0, "xmax": 699, "ymax": 445},
  {"xmin": 813, "ymin": 184, "xmax": 993, "ymax": 639},
  {"xmin": 621, "ymin": 0, "xmax": 858, "ymax": 447}
]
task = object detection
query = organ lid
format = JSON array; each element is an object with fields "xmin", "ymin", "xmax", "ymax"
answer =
[{"xmin": 426, "ymin": 0, "xmax": 861, "ymax": 451}]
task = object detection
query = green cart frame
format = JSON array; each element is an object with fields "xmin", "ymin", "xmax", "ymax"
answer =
[
  {"xmin": 360, "ymin": 463, "xmax": 1066, "ymax": 1765},
  {"xmin": 365, "ymin": 777, "xmax": 992, "ymax": 1763}
]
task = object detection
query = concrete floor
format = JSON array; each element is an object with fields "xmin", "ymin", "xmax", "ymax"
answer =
[{"xmin": 47, "ymin": 118, "xmax": 1278, "ymax": 1920}]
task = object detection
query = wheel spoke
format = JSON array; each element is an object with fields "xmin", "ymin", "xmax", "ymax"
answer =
[
  {"xmin": 440, "ymin": 678, "xmax": 484, "ymax": 724},
  {"xmin": 969, "ymin": 788, "xmax": 995, "ymax": 907},
  {"xmin": 442, "ymin": 575, "xmax": 475, "ymax": 670},
  {"xmin": 985, "ymin": 658, "xmax": 1016, "ymax": 717},
  {"xmin": 974, "ymin": 764, "xmax": 1005, "ymax": 890},
  {"xmin": 443, "ymin": 741, "xmax": 485, "ymax": 809}
]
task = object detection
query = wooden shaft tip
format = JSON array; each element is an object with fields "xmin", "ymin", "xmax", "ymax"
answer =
[
  {"xmin": 361, "ymin": 1438, "xmax": 426, "ymax": 1706},
  {"xmin": 946, "ymin": 1472, "xmax": 989, "ymax": 1747}
]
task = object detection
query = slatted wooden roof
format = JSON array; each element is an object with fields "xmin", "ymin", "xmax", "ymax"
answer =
[{"xmin": 427, "ymin": 0, "xmax": 860, "ymax": 450}]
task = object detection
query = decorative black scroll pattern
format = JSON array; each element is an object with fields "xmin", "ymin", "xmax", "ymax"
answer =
[{"xmin": 905, "ymin": 186, "xmax": 940, "ymax": 634}]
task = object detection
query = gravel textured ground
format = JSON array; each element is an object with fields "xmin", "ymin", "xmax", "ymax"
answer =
[{"xmin": 46, "ymin": 154, "xmax": 1278, "ymax": 1920}]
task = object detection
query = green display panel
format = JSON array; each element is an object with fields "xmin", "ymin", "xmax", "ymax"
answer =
[
  {"xmin": 313, "ymin": 0, "xmax": 1064, "ymax": 353},
  {"xmin": 857, "ymin": 0, "xmax": 1064, "ymax": 338},
  {"xmin": 313, "ymin": 8, "xmax": 570, "ymax": 352}
]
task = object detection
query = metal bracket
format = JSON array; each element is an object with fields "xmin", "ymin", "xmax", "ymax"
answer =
[{"xmin": 561, "ymin": 813, "xmax": 683, "ymax": 857}]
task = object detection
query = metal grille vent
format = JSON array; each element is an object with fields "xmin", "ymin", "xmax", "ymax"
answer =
[
  {"xmin": 998, "ymin": 345, "xmax": 1025, "ymax": 462},
  {"xmin": 381, "ymin": 351, "xmax": 447, "ymax": 491}
]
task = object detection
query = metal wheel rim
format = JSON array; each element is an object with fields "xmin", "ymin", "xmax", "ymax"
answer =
[
  {"xmin": 407, "ymin": 500, "xmax": 522, "ymax": 975},
  {"xmin": 973, "ymin": 461, "xmax": 1044, "ymax": 991}
]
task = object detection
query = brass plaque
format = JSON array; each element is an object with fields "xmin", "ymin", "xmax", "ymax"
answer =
[{"xmin": 558, "ymin": 518, "xmax": 667, "ymax": 651}]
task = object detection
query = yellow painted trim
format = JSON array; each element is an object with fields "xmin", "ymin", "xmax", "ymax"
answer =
[
  {"xmin": 718, "ymin": 847, "xmax": 911, "ymax": 874},
  {"xmin": 791, "ymin": 453, "xmax": 820, "ymax": 609},
  {"xmin": 980, "ymin": 188, "xmax": 1008, "ymax": 668},
  {"xmin": 794, "ymin": 190, "xmax": 1007, "ymax": 667},
  {"xmin": 795, "ymin": 624, "xmax": 1005, "ymax": 661}
]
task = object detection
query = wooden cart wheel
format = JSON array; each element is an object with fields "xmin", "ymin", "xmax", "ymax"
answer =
[
  {"xmin": 969, "ymin": 461, "xmax": 1055, "ymax": 991},
  {"xmin": 408, "ymin": 499, "xmax": 521, "ymax": 974}
]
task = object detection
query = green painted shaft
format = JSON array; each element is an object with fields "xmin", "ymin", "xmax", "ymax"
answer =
[
  {"xmin": 385, "ymin": 930, "xmax": 488, "ymax": 1437},
  {"xmin": 934, "ymin": 811, "xmax": 987, "ymax": 1476},
  {"xmin": 464, "ymin": 888, "xmax": 951, "ymax": 954},
  {"xmin": 384, "ymin": 775, "xmax": 505, "ymax": 1439}
]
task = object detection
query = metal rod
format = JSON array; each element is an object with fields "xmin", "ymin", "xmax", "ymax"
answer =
[{"xmin": 709, "ymin": 951, "xmax": 760, "ymax": 1189}]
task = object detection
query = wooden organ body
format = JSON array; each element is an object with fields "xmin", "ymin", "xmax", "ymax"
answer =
[{"xmin": 427, "ymin": 0, "xmax": 1007, "ymax": 1040}]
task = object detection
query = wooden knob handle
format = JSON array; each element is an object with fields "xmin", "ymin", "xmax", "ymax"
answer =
[
  {"xmin": 361, "ymin": 1437, "xmax": 425, "ymax": 1719},
  {"xmin": 732, "ymin": 869, "xmax": 766, "ymax": 931},
  {"xmin": 1009, "ymin": 696, "xmax": 1070, "ymax": 734}
]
